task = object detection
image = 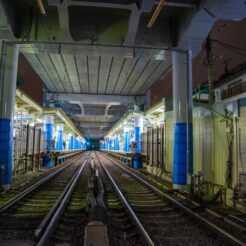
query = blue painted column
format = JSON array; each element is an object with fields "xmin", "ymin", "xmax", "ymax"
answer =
[
  {"xmin": 72, "ymin": 135, "xmax": 75, "ymax": 150},
  {"xmin": 133, "ymin": 117, "xmax": 143, "ymax": 169},
  {"xmin": 172, "ymin": 50, "xmax": 193, "ymax": 190},
  {"xmin": 73, "ymin": 137, "xmax": 76, "ymax": 149},
  {"xmin": 111, "ymin": 138, "xmax": 113, "ymax": 150},
  {"xmin": 108, "ymin": 139, "xmax": 111, "ymax": 150},
  {"xmin": 55, "ymin": 124, "xmax": 64, "ymax": 151},
  {"xmin": 115, "ymin": 135, "xmax": 119, "ymax": 151},
  {"xmin": 75, "ymin": 137, "xmax": 78, "ymax": 149},
  {"xmin": 123, "ymin": 127, "xmax": 130, "ymax": 152},
  {"xmin": 112, "ymin": 137, "xmax": 115, "ymax": 150},
  {"xmin": 0, "ymin": 43, "xmax": 19, "ymax": 190},
  {"xmin": 43, "ymin": 115, "xmax": 54, "ymax": 168},
  {"xmin": 68, "ymin": 134, "xmax": 74, "ymax": 150}
]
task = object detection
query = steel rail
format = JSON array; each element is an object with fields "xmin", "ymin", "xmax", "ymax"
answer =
[
  {"xmin": 96, "ymin": 154, "xmax": 155, "ymax": 246},
  {"xmin": 36, "ymin": 157, "xmax": 89, "ymax": 246},
  {"xmin": 102, "ymin": 153, "xmax": 245, "ymax": 246},
  {"xmin": 0, "ymin": 153, "xmax": 85, "ymax": 213},
  {"xmin": 35, "ymin": 156, "xmax": 89, "ymax": 240}
]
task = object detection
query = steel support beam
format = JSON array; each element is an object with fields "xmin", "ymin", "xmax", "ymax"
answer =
[{"xmin": 47, "ymin": 93, "xmax": 144, "ymax": 105}]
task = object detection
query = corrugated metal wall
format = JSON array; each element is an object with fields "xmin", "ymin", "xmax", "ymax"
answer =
[
  {"xmin": 238, "ymin": 105, "xmax": 246, "ymax": 173},
  {"xmin": 143, "ymin": 107, "xmax": 231, "ymax": 188},
  {"xmin": 165, "ymin": 112, "xmax": 173, "ymax": 173}
]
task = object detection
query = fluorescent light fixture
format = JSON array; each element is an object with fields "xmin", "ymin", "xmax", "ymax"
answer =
[
  {"xmin": 155, "ymin": 50, "xmax": 165, "ymax": 60},
  {"xmin": 37, "ymin": 0, "xmax": 46, "ymax": 15}
]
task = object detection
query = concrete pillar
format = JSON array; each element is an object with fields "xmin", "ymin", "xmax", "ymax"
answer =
[
  {"xmin": 68, "ymin": 134, "xmax": 74, "ymax": 150},
  {"xmin": 112, "ymin": 137, "xmax": 115, "ymax": 150},
  {"xmin": 56, "ymin": 124, "xmax": 64, "ymax": 151},
  {"xmin": 43, "ymin": 115, "xmax": 54, "ymax": 168},
  {"xmin": 109, "ymin": 138, "xmax": 112, "ymax": 150},
  {"xmin": 105, "ymin": 139, "xmax": 108, "ymax": 150},
  {"xmin": 123, "ymin": 127, "xmax": 130, "ymax": 152},
  {"xmin": 76, "ymin": 137, "xmax": 79, "ymax": 149},
  {"xmin": 115, "ymin": 134, "xmax": 119, "ymax": 151},
  {"xmin": 172, "ymin": 50, "xmax": 193, "ymax": 189},
  {"xmin": 133, "ymin": 117, "xmax": 143, "ymax": 169},
  {"xmin": 74, "ymin": 137, "xmax": 78, "ymax": 149},
  {"xmin": 0, "ymin": 42, "xmax": 19, "ymax": 190}
]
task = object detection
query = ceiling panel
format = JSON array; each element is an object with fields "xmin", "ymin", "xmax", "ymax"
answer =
[
  {"xmin": 105, "ymin": 57, "xmax": 125, "ymax": 94},
  {"xmin": 138, "ymin": 60, "xmax": 171, "ymax": 94},
  {"xmin": 38, "ymin": 53, "xmax": 65, "ymax": 92},
  {"xmin": 62, "ymin": 54, "xmax": 81, "ymax": 93},
  {"xmin": 97, "ymin": 56, "xmax": 112, "ymax": 94},
  {"xmin": 130, "ymin": 60, "xmax": 162, "ymax": 95},
  {"xmin": 49, "ymin": 54, "xmax": 74, "ymax": 93},
  {"xmin": 88, "ymin": 56, "xmax": 100, "ymax": 93},
  {"xmin": 75, "ymin": 55, "xmax": 89, "ymax": 93},
  {"xmin": 120, "ymin": 59, "xmax": 150, "ymax": 95},
  {"xmin": 113, "ymin": 58, "xmax": 137, "ymax": 94},
  {"xmin": 24, "ymin": 54, "xmax": 56, "ymax": 92}
]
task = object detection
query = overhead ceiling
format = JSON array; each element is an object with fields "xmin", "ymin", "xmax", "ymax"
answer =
[
  {"xmin": 7, "ymin": 0, "xmax": 242, "ymax": 140},
  {"xmin": 11, "ymin": 0, "xmax": 192, "ymax": 140},
  {"xmin": 21, "ymin": 44, "xmax": 171, "ymax": 138},
  {"xmin": 24, "ymin": 53, "xmax": 169, "ymax": 96}
]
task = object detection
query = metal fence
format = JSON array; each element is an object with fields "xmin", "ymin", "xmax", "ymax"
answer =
[
  {"xmin": 141, "ymin": 126, "xmax": 164, "ymax": 167},
  {"xmin": 13, "ymin": 124, "xmax": 45, "ymax": 176}
]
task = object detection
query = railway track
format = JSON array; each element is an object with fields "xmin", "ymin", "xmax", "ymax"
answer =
[
  {"xmin": 0, "ymin": 152, "xmax": 89, "ymax": 245},
  {"xmin": 92, "ymin": 154, "xmax": 143, "ymax": 246},
  {"xmin": 0, "ymin": 153, "xmax": 85, "ymax": 206},
  {"xmin": 105, "ymin": 152, "xmax": 246, "ymax": 244},
  {"xmin": 96, "ymin": 152, "xmax": 245, "ymax": 246},
  {"xmin": 37, "ymin": 152, "xmax": 144, "ymax": 246},
  {"xmin": 46, "ymin": 158, "xmax": 92, "ymax": 245},
  {"xmin": 0, "ymin": 150, "xmax": 245, "ymax": 246}
]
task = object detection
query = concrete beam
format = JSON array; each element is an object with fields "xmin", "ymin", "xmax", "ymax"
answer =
[
  {"xmin": 177, "ymin": 0, "xmax": 246, "ymax": 56},
  {"xmin": 57, "ymin": 1, "xmax": 73, "ymax": 42},
  {"xmin": 67, "ymin": 0, "xmax": 132, "ymax": 10},
  {"xmin": 162, "ymin": 1, "xmax": 196, "ymax": 8},
  {"xmin": 49, "ymin": 0, "xmax": 196, "ymax": 10},
  {"xmin": 70, "ymin": 115, "xmax": 116, "ymax": 121},
  {"xmin": 124, "ymin": 4, "xmax": 141, "ymax": 45},
  {"xmin": 47, "ymin": 93, "xmax": 144, "ymax": 105},
  {"xmin": 79, "ymin": 122, "xmax": 112, "ymax": 127},
  {"xmin": 0, "ymin": 2, "xmax": 16, "ymax": 40}
]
